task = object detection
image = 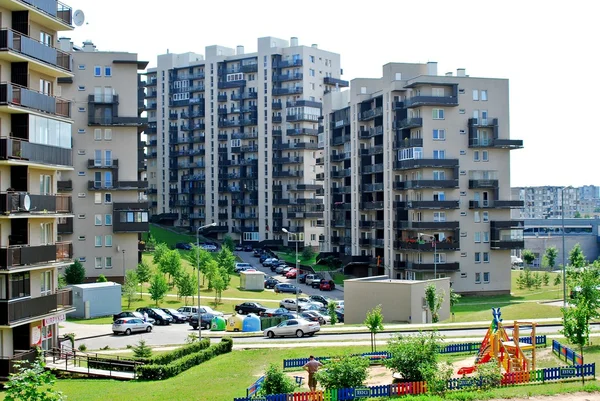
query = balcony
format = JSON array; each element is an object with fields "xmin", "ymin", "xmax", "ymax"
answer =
[
  {"xmin": 0, "ymin": 28, "xmax": 71, "ymax": 75},
  {"xmin": 273, "ymin": 73, "xmax": 303, "ymax": 82},
  {"xmin": 406, "ymin": 200, "xmax": 460, "ymax": 209},
  {"xmin": 363, "ymin": 183, "xmax": 384, "ymax": 192},
  {"xmin": 360, "ymin": 201, "xmax": 384, "ymax": 210},
  {"xmin": 0, "ymin": 289, "xmax": 73, "ymax": 326},
  {"xmin": 361, "ymin": 164, "xmax": 384, "ymax": 174},
  {"xmin": 393, "ymin": 118, "xmax": 423, "ymax": 130},
  {"xmin": 0, "ymin": 192, "xmax": 72, "ymax": 214},
  {"xmin": 272, "ymin": 87, "xmax": 303, "ymax": 96},
  {"xmin": 87, "ymin": 180, "xmax": 148, "ymax": 191},
  {"xmin": 359, "ymin": 126, "xmax": 383, "ymax": 139},
  {"xmin": 394, "ymin": 138, "xmax": 423, "ymax": 149},
  {"xmin": 273, "ymin": 58, "xmax": 303, "ymax": 68},
  {"xmin": 405, "ymin": 261, "xmax": 460, "ymax": 272},
  {"xmin": 57, "ymin": 180, "xmax": 72, "ymax": 192},
  {"xmin": 393, "ymin": 158, "xmax": 459, "ymax": 170},
  {"xmin": 410, "ymin": 221, "xmax": 460, "ymax": 230},
  {"xmin": 210, "ymin": 225, "xmax": 229, "ymax": 233},
  {"xmin": 0, "ymin": 82, "xmax": 70, "ymax": 117},
  {"xmin": 0, "ymin": 242, "xmax": 73, "ymax": 270},
  {"xmin": 404, "ymin": 96, "xmax": 459, "ymax": 108},
  {"xmin": 286, "ymin": 114, "xmax": 320, "ymax": 122},
  {"xmin": 469, "ymin": 137, "xmax": 524, "ymax": 149},
  {"xmin": 395, "ymin": 180, "xmax": 459, "ymax": 190},
  {"xmin": 217, "ymin": 94, "xmax": 228, "ymax": 102},
  {"xmin": 218, "ymin": 80, "xmax": 246, "ymax": 89},
  {"xmin": 287, "ymin": 184, "xmax": 322, "ymax": 191},
  {"xmin": 323, "ymin": 77, "xmax": 349, "ymax": 87},
  {"xmin": 272, "ymin": 101, "xmax": 282, "ymax": 110},
  {"xmin": 89, "ymin": 116, "xmax": 146, "ymax": 126},
  {"xmin": 359, "ymin": 107, "xmax": 383, "ymax": 121},
  {"xmin": 394, "ymin": 240, "xmax": 460, "ymax": 251},
  {"xmin": 468, "ymin": 179, "xmax": 499, "ymax": 189},
  {"xmin": 112, "ymin": 203, "xmax": 149, "ymax": 233},
  {"xmin": 469, "ymin": 200, "xmax": 524, "ymax": 209},
  {"xmin": 57, "ymin": 217, "xmax": 72, "ymax": 234},
  {"xmin": 87, "ymin": 159, "xmax": 119, "ymax": 169},
  {"xmin": 12, "ymin": 0, "xmax": 73, "ymax": 30}
]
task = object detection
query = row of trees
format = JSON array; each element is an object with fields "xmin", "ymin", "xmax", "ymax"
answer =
[{"xmin": 521, "ymin": 243, "xmax": 586, "ymax": 270}]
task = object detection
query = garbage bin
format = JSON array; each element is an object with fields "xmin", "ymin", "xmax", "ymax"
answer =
[
  {"xmin": 260, "ymin": 317, "xmax": 272, "ymax": 331},
  {"xmin": 226, "ymin": 314, "xmax": 244, "ymax": 332},
  {"xmin": 243, "ymin": 314, "xmax": 261, "ymax": 332},
  {"xmin": 211, "ymin": 316, "xmax": 226, "ymax": 331}
]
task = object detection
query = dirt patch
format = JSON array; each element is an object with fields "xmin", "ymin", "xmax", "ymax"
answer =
[{"xmin": 497, "ymin": 393, "xmax": 600, "ymax": 401}]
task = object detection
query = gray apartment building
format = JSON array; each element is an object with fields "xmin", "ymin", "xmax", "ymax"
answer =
[
  {"xmin": 57, "ymin": 39, "xmax": 149, "ymax": 281},
  {"xmin": 321, "ymin": 63, "xmax": 524, "ymax": 294},
  {"xmin": 143, "ymin": 37, "xmax": 345, "ymax": 247},
  {"xmin": 512, "ymin": 186, "xmax": 600, "ymax": 220}
]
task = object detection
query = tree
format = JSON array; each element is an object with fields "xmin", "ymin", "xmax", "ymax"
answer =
[
  {"xmin": 57, "ymin": 275, "xmax": 67, "ymax": 290},
  {"xmin": 4, "ymin": 349, "xmax": 66, "ymax": 401},
  {"xmin": 521, "ymin": 249, "xmax": 535, "ymax": 266},
  {"xmin": 122, "ymin": 270, "xmax": 138, "ymax": 309},
  {"xmin": 185, "ymin": 245, "xmax": 213, "ymax": 288},
  {"xmin": 259, "ymin": 363, "xmax": 296, "ymax": 396},
  {"xmin": 176, "ymin": 271, "xmax": 197, "ymax": 305},
  {"xmin": 569, "ymin": 243, "xmax": 586, "ymax": 268},
  {"xmin": 222, "ymin": 235, "xmax": 235, "ymax": 252},
  {"xmin": 301, "ymin": 246, "xmax": 315, "ymax": 261},
  {"xmin": 96, "ymin": 274, "xmax": 108, "ymax": 283},
  {"xmin": 542, "ymin": 270, "xmax": 550, "ymax": 286},
  {"xmin": 574, "ymin": 211, "xmax": 582, "ymax": 218},
  {"xmin": 554, "ymin": 274, "xmax": 562, "ymax": 298},
  {"xmin": 315, "ymin": 355, "xmax": 369, "ymax": 390},
  {"xmin": 205, "ymin": 259, "xmax": 226, "ymax": 303},
  {"xmin": 384, "ymin": 331, "xmax": 441, "ymax": 382},
  {"xmin": 148, "ymin": 273, "xmax": 168, "ymax": 306},
  {"xmin": 158, "ymin": 249, "xmax": 183, "ymax": 286},
  {"xmin": 544, "ymin": 246, "xmax": 559, "ymax": 269},
  {"xmin": 364, "ymin": 304, "xmax": 384, "ymax": 352},
  {"xmin": 136, "ymin": 261, "xmax": 152, "ymax": 300},
  {"xmin": 425, "ymin": 284, "xmax": 444, "ymax": 323},
  {"xmin": 215, "ymin": 247, "xmax": 236, "ymax": 274},
  {"xmin": 64, "ymin": 260, "xmax": 85, "ymax": 285},
  {"xmin": 152, "ymin": 242, "xmax": 169, "ymax": 266},
  {"xmin": 328, "ymin": 301, "xmax": 338, "ymax": 325},
  {"xmin": 561, "ymin": 303, "xmax": 591, "ymax": 385},
  {"xmin": 145, "ymin": 233, "xmax": 156, "ymax": 251},
  {"xmin": 450, "ymin": 288, "xmax": 461, "ymax": 312},
  {"xmin": 132, "ymin": 339, "xmax": 152, "ymax": 358}
]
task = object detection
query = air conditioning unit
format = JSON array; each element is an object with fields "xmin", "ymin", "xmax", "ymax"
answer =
[{"xmin": 116, "ymin": 246, "xmax": 121, "ymax": 252}]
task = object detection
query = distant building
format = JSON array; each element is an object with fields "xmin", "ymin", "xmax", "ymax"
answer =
[{"xmin": 512, "ymin": 186, "xmax": 600, "ymax": 220}]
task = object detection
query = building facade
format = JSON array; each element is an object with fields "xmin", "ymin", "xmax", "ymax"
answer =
[
  {"xmin": 143, "ymin": 37, "xmax": 345, "ymax": 247},
  {"xmin": 0, "ymin": 0, "xmax": 76, "ymax": 377},
  {"xmin": 58, "ymin": 40, "xmax": 149, "ymax": 282},
  {"xmin": 321, "ymin": 63, "xmax": 523, "ymax": 294},
  {"xmin": 512, "ymin": 186, "xmax": 600, "ymax": 220}
]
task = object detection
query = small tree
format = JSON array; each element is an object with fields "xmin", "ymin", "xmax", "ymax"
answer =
[
  {"xmin": 533, "ymin": 272, "xmax": 543, "ymax": 289},
  {"xmin": 4, "ymin": 349, "xmax": 66, "ymax": 401},
  {"xmin": 158, "ymin": 249, "xmax": 183, "ymax": 286},
  {"xmin": 574, "ymin": 211, "xmax": 582, "ymax": 218},
  {"xmin": 215, "ymin": 247, "xmax": 236, "ymax": 274},
  {"xmin": 569, "ymin": 243, "xmax": 586, "ymax": 268},
  {"xmin": 364, "ymin": 304, "xmax": 384, "ymax": 352},
  {"xmin": 259, "ymin": 363, "xmax": 296, "ymax": 396},
  {"xmin": 542, "ymin": 270, "xmax": 550, "ymax": 286},
  {"xmin": 96, "ymin": 274, "xmax": 108, "ymax": 283},
  {"xmin": 205, "ymin": 259, "xmax": 225, "ymax": 303},
  {"xmin": 123, "ymin": 270, "xmax": 138, "ymax": 309},
  {"xmin": 315, "ymin": 355, "xmax": 369, "ymax": 390},
  {"xmin": 561, "ymin": 303, "xmax": 590, "ymax": 385},
  {"xmin": 185, "ymin": 245, "xmax": 213, "ymax": 288},
  {"xmin": 327, "ymin": 301, "xmax": 338, "ymax": 325},
  {"xmin": 148, "ymin": 273, "xmax": 168, "ymax": 306},
  {"xmin": 57, "ymin": 275, "xmax": 67, "ymax": 290},
  {"xmin": 301, "ymin": 246, "xmax": 315, "ymax": 261},
  {"xmin": 554, "ymin": 274, "xmax": 562, "ymax": 298},
  {"xmin": 222, "ymin": 235, "xmax": 235, "ymax": 252},
  {"xmin": 521, "ymin": 249, "xmax": 536, "ymax": 267},
  {"xmin": 132, "ymin": 339, "xmax": 152, "ymax": 358},
  {"xmin": 425, "ymin": 284, "xmax": 444, "ymax": 323},
  {"xmin": 544, "ymin": 246, "xmax": 559, "ymax": 269},
  {"xmin": 384, "ymin": 331, "xmax": 441, "ymax": 382},
  {"xmin": 152, "ymin": 242, "xmax": 169, "ymax": 266},
  {"xmin": 145, "ymin": 233, "xmax": 156, "ymax": 250},
  {"xmin": 136, "ymin": 261, "xmax": 152, "ymax": 300},
  {"xmin": 449, "ymin": 288, "xmax": 461, "ymax": 312},
  {"xmin": 64, "ymin": 260, "xmax": 85, "ymax": 284},
  {"xmin": 176, "ymin": 271, "xmax": 197, "ymax": 305}
]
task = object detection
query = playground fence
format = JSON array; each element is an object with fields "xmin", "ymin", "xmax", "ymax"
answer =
[
  {"xmin": 552, "ymin": 339, "xmax": 584, "ymax": 365},
  {"xmin": 235, "ymin": 363, "xmax": 595, "ymax": 401},
  {"xmin": 247, "ymin": 375, "xmax": 265, "ymax": 398}
]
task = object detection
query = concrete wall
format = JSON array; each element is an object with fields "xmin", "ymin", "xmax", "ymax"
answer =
[
  {"xmin": 344, "ymin": 276, "xmax": 450, "ymax": 324},
  {"xmin": 70, "ymin": 283, "xmax": 121, "ymax": 318},
  {"xmin": 525, "ymin": 235, "xmax": 599, "ymax": 267}
]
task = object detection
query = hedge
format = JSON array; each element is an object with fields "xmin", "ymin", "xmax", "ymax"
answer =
[{"xmin": 137, "ymin": 337, "xmax": 233, "ymax": 380}]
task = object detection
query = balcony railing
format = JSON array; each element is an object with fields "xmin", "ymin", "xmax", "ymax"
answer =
[
  {"xmin": 394, "ymin": 138, "xmax": 423, "ymax": 149},
  {"xmin": 88, "ymin": 116, "xmax": 145, "ymax": 126},
  {"xmin": 394, "ymin": 240, "xmax": 460, "ymax": 251},
  {"xmin": 18, "ymin": 0, "xmax": 73, "ymax": 26},
  {"xmin": 0, "ymin": 82, "xmax": 70, "ymax": 117},
  {"xmin": 469, "ymin": 200, "xmax": 524, "ymax": 209},
  {"xmin": 0, "ymin": 349, "xmax": 37, "ymax": 379},
  {"xmin": 469, "ymin": 179, "xmax": 499, "ymax": 189},
  {"xmin": 57, "ymin": 180, "xmax": 72, "ymax": 192},
  {"xmin": 323, "ymin": 77, "xmax": 349, "ymax": 87},
  {"xmin": 0, "ymin": 192, "xmax": 72, "ymax": 214},
  {"xmin": 406, "ymin": 200, "xmax": 460, "ymax": 209},
  {"xmin": 0, "ymin": 242, "xmax": 73, "ymax": 270},
  {"xmin": 0, "ymin": 288, "xmax": 73, "ymax": 326},
  {"xmin": 404, "ymin": 96, "xmax": 459, "ymax": 108},
  {"xmin": 405, "ymin": 261, "xmax": 460, "ymax": 271},
  {"xmin": 393, "ymin": 158, "xmax": 459, "ymax": 170},
  {"xmin": 393, "ymin": 118, "xmax": 423, "ymax": 130},
  {"xmin": 87, "ymin": 180, "xmax": 148, "ymax": 191},
  {"xmin": 57, "ymin": 217, "xmax": 73, "ymax": 234},
  {"xmin": 0, "ymin": 28, "xmax": 71, "ymax": 72},
  {"xmin": 396, "ymin": 180, "xmax": 459, "ymax": 189},
  {"xmin": 0, "ymin": 138, "xmax": 72, "ymax": 166}
]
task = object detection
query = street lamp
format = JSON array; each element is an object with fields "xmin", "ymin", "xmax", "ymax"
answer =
[
  {"xmin": 559, "ymin": 186, "xmax": 573, "ymax": 307},
  {"xmin": 196, "ymin": 222, "xmax": 217, "ymax": 340},
  {"xmin": 122, "ymin": 249, "xmax": 126, "ymax": 283},
  {"xmin": 282, "ymin": 228, "xmax": 300, "ymax": 314},
  {"xmin": 418, "ymin": 233, "xmax": 437, "ymax": 279}
]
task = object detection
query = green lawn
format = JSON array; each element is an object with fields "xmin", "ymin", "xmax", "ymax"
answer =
[{"xmin": 142, "ymin": 224, "xmax": 213, "ymax": 248}]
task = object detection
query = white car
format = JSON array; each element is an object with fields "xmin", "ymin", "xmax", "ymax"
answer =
[
  {"xmin": 263, "ymin": 318, "xmax": 320, "ymax": 338},
  {"xmin": 280, "ymin": 298, "xmax": 308, "ymax": 311},
  {"xmin": 177, "ymin": 305, "xmax": 224, "ymax": 318},
  {"xmin": 112, "ymin": 318, "xmax": 152, "ymax": 335},
  {"xmin": 202, "ymin": 244, "xmax": 217, "ymax": 252},
  {"xmin": 305, "ymin": 274, "xmax": 321, "ymax": 285},
  {"xmin": 335, "ymin": 300, "xmax": 345, "ymax": 309},
  {"xmin": 234, "ymin": 262, "xmax": 253, "ymax": 272}
]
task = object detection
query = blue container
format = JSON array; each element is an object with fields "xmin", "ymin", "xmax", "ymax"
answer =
[{"xmin": 242, "ymin": 313, "xmax": 261, "ymax": 332}]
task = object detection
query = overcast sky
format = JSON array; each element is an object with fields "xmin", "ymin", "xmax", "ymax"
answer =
[{"xmin": 63, "ymin": 0, "xmax": 597, "ymax": 187}]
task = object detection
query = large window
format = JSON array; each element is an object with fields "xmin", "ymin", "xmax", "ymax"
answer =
[
  {"xmin": 119, "ymin": 211, "xmax": 149, "ymax": 223},
  {"xmin": 10, "ymin": 272, "xmax": 30, "ymax": 299},
  {"xmin": 29, "ymin": 115, "xmax": 72, "ymax": 149}
]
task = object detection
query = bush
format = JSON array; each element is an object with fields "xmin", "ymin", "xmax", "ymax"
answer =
[
  {"xmin": 135, "ymin": 338, "xmax": 210, "ymax": 365},
  {"xmin": 420, "ymin": 362, "xmax": 453, "ymax": 395},
  {"xmin": 259, "ymin": 363, "xmax": 296, "ymax": 396},
  {"xmin": 137, "ymin": 338, "xmax": 233, "ymax": 380},
  {"xmin": 78, "ymin": 344, "xmax": 87, "ymax": 352},
  {"xmin": 384, "ymin": 331, "xmax": 441, "ymax": 382},
  {"xmin": 315, "ymin": 355, "xmax": 370, "ymax": 390},
  {"xmin": 475, "ymin": 360, "xmax": 503, "ymax": 390},
  {"xmin": 64, "ymin": 260, "xmax": 85, "ymax": 284},
  {"xmin": 132, "ymin": 339, "xmax": 152, "ymax": 358}
]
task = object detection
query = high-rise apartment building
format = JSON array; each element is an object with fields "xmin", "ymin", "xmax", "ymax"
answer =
[
  {"xmin": 321, "ymin": 63, "xmax": 523, "ymax": 294},
  {"xmin": 512, "ymin": 186, "xmax": 599, "ymax": 219},
  {"xmin": 0, "ymin": 0, "xmax": 76, "ymax": 376},
  {"xmin": 58, "ymin": 39, "xmax": 149, "ymax": 281},
  {"xmin": 144, "ymin": 37, "xmax": 345, "ymax": 247}
]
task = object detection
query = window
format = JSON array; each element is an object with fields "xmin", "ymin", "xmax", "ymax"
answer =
[
  {"xmin": 311, "ymin": 234, "xmax": 316, "ymax": 241},
  {"xmin": 483, "ymin": 232, "xmax": 489, "ymax": 243},
  {"xmin": 10, "ymin": 272, "xmax": 30, "ymax": 299},
  {"xmin": 474, "ymin": 211, "xmax": 481, "ymax": 223},
  {"xmin": 94, "ymin": 129, "xmax": 102, "ymax": 141},
  {"xmin": 104, "ymin": 171, "xmax": 113, "ymax": 188},
  {"xmin": 474, "ymin": 232, "xmax": 481, "ymax": 243},
  {"xmin": 473, "ymin": 89, "xmax": 479, "ymax": 101},
  {"xmin": 40, "ymin": 222, "xmax": 52, "ymax": 245},
  {"xmin": 433, "ymin": 150, "xmax": 445, "ymax": 159},
  {"xmin": 105, "ymin": 214, "xmax": 112, "ymax": 225},
  {"xmin": 95, "ymin": 235, "xmax": 102, "ymax": 247},
  {"xmin": 432, "ymin": 129, "xmax": 445, "ymax": 140},
  {"xmin": 433, "ymin": 171, "xmax": 446, "ymax": 180},
  {"xmin": 104, "ymin": 129, "xmax": 112, "ymax": 140},
  {"xmin": 310, "ymin": 55, "xmax": 315, "ymax": 63},
  {"xmin": 40, "ymin": 175, "xmax": 51, "ymax": 195},
  {"xmin": 104, "ymin": 66, "xmax": 112, "ymax": 77},
  {"xmin": 432, "ymin": 87, "xmax": 444, "ymax": 97},
  {"xmin": 105, "ymin": 150, "xmax": 112, "ymax": 166},
  {"xmin": 95, "ymin": 193, "xmax": 101, "ymax": 204},
  {"xmin": 105, "ymin": 257, "xmax": 113, "ymax": 268},
  {"xmin": 473, "ymin": 151, "xmax": 480, "ymax": 162},
  {"xmin": 483, "ymin": 252, "xmax": 490, "ymax": 263},
  {"xmin": 459, "ymin": 109, "xmax": 466, "ymax": 114},
  {"xmin": 432, "ymin": 109, "xmax": 444, "ymax": 119},
  {"xmin": 94, "ymin": 66, "xmax": 102, "ymax": 76},
  {"xmin": 78, "ymin": 235, "xmax": 86, "ymax": 241},
  {"xmin": 309, "ymin": 69, "xmax": 315, "ymax": 77},
  {"xmin": 78, "ymin": 64, "xmax": 85, "ymax": 70},
  {"xmin": 78, "ymin": 85, "xmax": 85, "ymax": 91},
  {"xmin": 105, "ymin": 235, "xmax": 113, "ymax": 247},
  {"xmin": 481, "ymin": 90, "xmax": 488, "ymax": 101},
  {"xmin": 95, "ymin": 214, "xmax": 102, "ymax": 226},
  {"xmin": 475, "ymin": 272, "xmax": 481, "ymax": 283},
  {"xmin": 433, "ymin": 212, "xmax": 446, "ymax": 222},
  {"xmin": 482, "ymin": 150, "xmax": 489, "ymax": 161},
  {"xmin": 474, "ymin": 252, "xmax": 481, "ymax": 263},
  {"xmin": 482, "ymin": 211, "xmax": 489, "ymax": 222},
  {"xmin": 40, "ymin": 271, "xmax": 52, "ymax": 296},
  {"xmin": 483, "ymin": 272, "xmax": 490, "ymax": 283},
  {"xmin": 95, "ymin": 257, "xmax": 102, "ymax": 269}
]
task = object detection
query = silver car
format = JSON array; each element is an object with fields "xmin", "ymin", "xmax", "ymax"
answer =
[
  {"xmin": 112, "ymin": 318, "xmax": 153, "ymax": 335},
  {"xmin": 263, "ymin": 318, "xmax": 320, "ymax": 338}
]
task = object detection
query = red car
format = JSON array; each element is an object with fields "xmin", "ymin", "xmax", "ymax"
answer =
[
  {"xmin": 285, "ymin": 269, "xmax": 298, "ymax": 279},
  {"xmin": 319, "ymin": 280, "xmax": 336, "ymax": 291}
]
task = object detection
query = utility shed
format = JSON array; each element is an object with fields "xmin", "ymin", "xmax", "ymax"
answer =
[
  {"xmin": 239, "ymin": 271, "xmax": 265, "ymax": 291},
  {"xmin": 69, "ymin": 282, "xmax": 122, "ymax": 318}
]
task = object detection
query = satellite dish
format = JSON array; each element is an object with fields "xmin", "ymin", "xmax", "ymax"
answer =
[
  {"xmin": 73, "ymin": 10, "xmax": 85, "ymax": 27},
  {"xmin": 23, "ymin": 194, "xmax": 31, "ymax": 211}
]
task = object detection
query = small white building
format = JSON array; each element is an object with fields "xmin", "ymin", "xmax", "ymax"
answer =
[
  {"xmin": 239, "ymin": 271, "xmax": 265, "ymax": 291},
  {"xmin": 69, "ymin": 282, "xmax": 122, "ymax": 318}
]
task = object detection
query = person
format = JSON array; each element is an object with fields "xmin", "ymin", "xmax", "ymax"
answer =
[
  {"xmin": 303, "ymin": 355, "xmax": 323, "ymax": 392},
  {"xmin": 143, "ymin": 311, "xmax": 148, "ymax": 323}
]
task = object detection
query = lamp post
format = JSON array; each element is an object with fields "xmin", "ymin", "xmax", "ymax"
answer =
[
  {"xmin": 122, "ymin": 249, "xmax": 126, "ymax": 282},
  {"xmin": 560, "ymin": 187, "xmax": 569, "ymax": 307},
  {"xmin": 282, "ymin": 228, "xmax": 299, "ymax": 314},
  {"xmin": 418, "ymin": 233, "xmax": 437, "ymax": 279},
  {"xmin": 196, "ymin": 222, "xmax": 217, "ymax": 340}
]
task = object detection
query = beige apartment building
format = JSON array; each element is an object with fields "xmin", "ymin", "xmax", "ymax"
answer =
[
  {"xmin": 58, "ymin": 39, "xmax": 149, "ymax": 282},
  {"xmin": 0, "ymin": 0, "xmax": 76, "ymax": 377},
  {"xmin": 144, "ymin": 37, "xmax": 345, "ymax": 248},
  {"xmin": 321, "ymin": 63, "xmax": 524, "ymax": 294}
]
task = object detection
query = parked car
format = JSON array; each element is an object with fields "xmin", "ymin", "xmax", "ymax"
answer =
[
  {"xmin": 253, "ymin": 250, "xmax": 262, "ymax": 257},
  {"xmin": 309, "ymin": 295, "xmax": 333, "ymax": 307},
  {"xmin": 305, "ymin": 274, "xmax": 322, "ymax": 286},
  {"xmin": 334, "ymin": 300, "xmax": 345, "ymax": 309},
  {"xmin": 175, "ymin": 242, "xmax": 192, "ymax": 250},
  {"xmin": 189, "ymin": 313, "xmax": 215, "ymax": 330},
  {"xmin": 262, "ymin": 258, "xmax": 279, "ymax": 267},
  {"xmin": 260, "ymin": 307, "xmax": 290, "ymax": 317},
  {"xmin": 136, "ymin": 307, "xmax": 173, "ymax": 325},
  {"xmin": 280, "ymin": 298, "xmax": 308, "ymax": 311},
  {"xmin": 235, "ymin": 245, "xmax": 244, "ymax": 251},
  {"xmin": 263, "ymin": 318, "xmax": 320, "ymax": 338},
  {"xmin": 275, "ymin": 264, "xmax": 290, "ymax": 274},
  {"xmin": 285, "ymin": 268, "xmax": 297, "ymax": 278},
  {"xmin": 259, "ymin": 254, "xmax": 270, "ymax": 263},
  {"xmin": 298, "ymin": 273, "xmax": 307, "ymax": 284},
  {"xmin": 335, "ymin": 308, "xmax": 345, "ymax": 323},
  {"xmin": 112, "ymin": 311, "xmax": 155, "ymax": 325},
  {"xmin": 300, "ymin": 311, "xmax": 330, "ymax": 325},
  {"xmin": 319, "ymin": 280, "xmax": 336, "ymax": 291},
  {"xmin": 201, "ymin": 244, "xmax": 217, "ymax": 252},
  {"xmin": 303, "ymin": 304, "xmax": 328, "ymax": 313},
  {"xmin": 161, "ymin": 308, "xmax": 188, "ymax": 323},
  {"xmin": 274, "ymin": 283, "xmax": 302, "ymax": 294},
  {"xmin": 264, "ymin": 277, "xmax": 279, "ymax": 289},
  {"xmin": 234, "ymin": 262, "xmax": 253, "ymax": 272},
  {"xmin": 177, "ymin": 305, "xmax": 224, "ymax": 318},
  {"xmin": 244, "ymin": 245, "xmax": 253, "ymax": 252},
  {"xmin": 112, "ymin": 318, "xmax": 152, "ymax": 335},
  {"xmin": 235, "ymin": 302, "xmax": 268, "ymax": 315}
]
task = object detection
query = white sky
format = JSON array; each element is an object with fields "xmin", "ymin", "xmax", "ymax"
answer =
[{"xmin": 62, "ymin": 0, "xmax": 598, "ymax": 187}]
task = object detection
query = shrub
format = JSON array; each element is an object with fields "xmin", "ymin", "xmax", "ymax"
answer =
[
  {"xmin": 475, "ymin": 360, "xmax": 503, "ymax": 390},
  {"xmin": 132, "ymin": 339, "xmax": 152, "ymax": 358},
  {"xmin": 420, "ymin": 362, "xmax": 453, "ymax": 395},
  {"xmin": 78, "ymin": 344, "xmax": 87, "ymax": 351},
  {"xmin": 259, "ymin": 363, "xmax": 296, "ymax": 396},
  {"xmin": 135, "ymin": 338, "xmax": 210, "ymax": 365},
  {"xmin": 64, "ymin": 260, "xmax": 85, "ymax": 284},
  {"xmin": 315, "ymin": 355, "xmax": 370, "ymax": 390},
  {"xmin": 384, "ymin": 331, "xmax": 441, "ymax": 382}
]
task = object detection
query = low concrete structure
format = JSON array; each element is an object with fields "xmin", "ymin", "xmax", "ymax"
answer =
[
  {"xmin": 344, "ymin": 276, "xmax": 451, "ymax": 324},
  {"xmin": 69, "ymin": 282, "xmax": 122, "ymax": 319},
  {"xmin": 239, "ymin": 271, "xmax": 265, "ymax": 291}
]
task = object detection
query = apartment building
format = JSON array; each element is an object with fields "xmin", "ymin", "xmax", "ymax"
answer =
[
  {"xmin": 0, "ymin": 0, "xmax": 76, "ymax": 377},
  {"xmin": 321, "ymin": 63, "xmax": 524, "ymax": 294},
  {"xmin": 144, "ymin": 37, "xmax": 345, "ymax": 247},
  {"xmin": 58, "ymin": 39, "xmax": 149, "ymax": 282},
  {"xmin": 512, "ymin": 186, "xmax": 599, "ymax": 219}
]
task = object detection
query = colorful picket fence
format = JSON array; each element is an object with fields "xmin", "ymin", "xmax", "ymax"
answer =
[
  {"xmin": 247, "ymin": 376, "xmax": 265, "ymax": 397},
  {"xmin": 553, "ymin": 339, "xmax": 584, "ymax": 365},
  {"xmin": 282, "ymin": 336, "xmax": 547, "ymax": 369},
  {"xmin": 235, "ymin": 363, "xmax": 594, "ymax": 401}
]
